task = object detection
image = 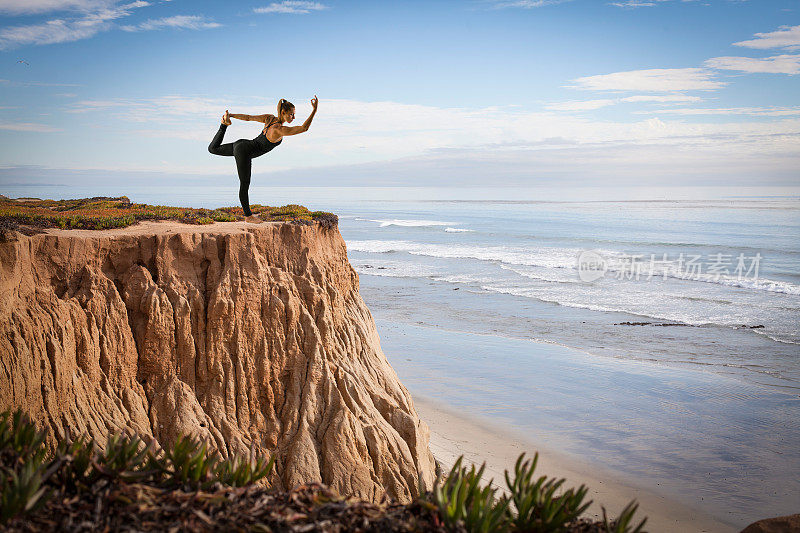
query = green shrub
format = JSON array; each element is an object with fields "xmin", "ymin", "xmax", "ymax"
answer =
[
  {"xmin": 505, "ymin": 452, "xmax": 591, "ymax": 532},
  {"xmin": 211, "ymin": 210, "xmax": 237, "ymax": 222},
  {"xmin": 0, "ymin": 410, "xmax": 50, "ymax": 524},
  {"xmin": 96, "ymin": 433, "xmax": 152, "ymax": 482},
  {"xmin": 0, "ymin": 410, "xmax": 47, "ymax": 463},
  {"xmin": 0, "ymin": 409, "xmax": 276, "ymax": 525},
  {"xmin": 1, "ymin": 457, "xmax": 50, "ymax": 524},
  {"xmin": 603, "ymin": 500, "xmax": 647, "ymax": 533},
  {"xmin": 422, "ymin": 452, "xmax": 648, "ymax": 533},
  {"xmin": 52, "ymin": 435, "xmax": 96, "ymax": 492},
  {"xmin": 214, "ymin": 451, "xmax": 275, "ymax": 488},
  {"xmin": 155, "ymin": 435, "xmax": 221, "ymax": 489},
  {"xmin": 428, "ymin": 455, "xmax": 510, "ymax": 533},
  {"xmin": 311, "ymin": 211, "xmax": 339, "ymax": 228}
]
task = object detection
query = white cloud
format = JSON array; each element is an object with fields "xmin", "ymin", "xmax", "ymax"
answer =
[
  {"xmin": 57, "ymin": 95, "xmax": 800, "ymax": 178},
  {"xmin": 66, "ymin": 95, "xmax": 228, "ymax": 120},
  {"xmin": 0, "ymin": 79, "xmax": 82, "ymax": 87},
  {"xmin": 621, "ymin": 94, "xmax": 702, "ymax": 103},
  {"xmin": 545, "ymin": 94, "xmax": 703, "ymax": 111},
  {"xmin": 120, "ymin": 15, "xmax": 221, "ymax": 32},
  {"xmin": 733, "ymin": 25, "xmax": 800, "ymax": 51},
  {"xmin": 608, "ymin": 0, "xmax": 705, "ymax": 8},
  {"xmin": 569, "ymin": 68, "xmax": 724, "ymax": 92},
  {"xmin": 545, "ymin": 99, "xmax": 616, "ymax": 111},
  {"xmin": 0, "ymin": 0, "xmax": 112, "ymax": 15},
  {"xmin": 489, "ymin": 0, "xmax": 573, "ymax": 7},
  {"xmin": 0, "ymin": 0, "xmax": 148, "ymax": 49},
  {"xmin": 608, "ymin": 1, "xmax": 658, "ymax": 7},
  {"xmin": 0, "ymin": 19, "xmax": 109, "ymax": 49},
  {"xmin": 0, "ymin": 122, "xmax": 61, "ymax": 132},
  {"xmin": 704, "ymin": 54, "xmax": 800, "ymax": 75},
  {"xmin": 633, "ymin": 106, "xmax": 800, "ymax": 117},
  {"xmin": 253, "ymin": 1, "xmax": 328, "ymax": 14}
]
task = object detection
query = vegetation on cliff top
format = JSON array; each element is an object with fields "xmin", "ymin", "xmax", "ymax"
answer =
[
  {"xmin": 0, "ymin": 195, "xmax": 338, "ymax": 231},
  {"xmin": 1, "ymin": 408, "xmax": 646, "ymax": 532}
]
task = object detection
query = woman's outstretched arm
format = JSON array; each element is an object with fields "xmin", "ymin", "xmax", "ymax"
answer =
[{"xmin": 229, "ymin": 113, "xmax": 263, "ymax": 122}]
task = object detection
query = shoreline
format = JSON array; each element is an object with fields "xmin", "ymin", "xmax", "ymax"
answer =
[
  {"xmin": 413, "ymin": 394, "xmax": 737, "ymax": 533},
  {"xmin": 372, "ymin": 314, "xmax": 800, "ymax": 531},
  {"xmin": 356, "ymin": 272, "xmax": 799, "ymax": 395}
]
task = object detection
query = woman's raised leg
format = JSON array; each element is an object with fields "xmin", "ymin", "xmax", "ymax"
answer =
[
  {"xmin": 208, "ymin": 123, "xmax": 235, "ymax": 156},
  {"xmin": 208, "ymin": 111, "xmax": 234, "ymax": 156}
]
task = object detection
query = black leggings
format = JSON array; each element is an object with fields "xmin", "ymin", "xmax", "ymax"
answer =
[{"xmin": 207, "ymin": 123, "xmax": 268, "ymax": 216}]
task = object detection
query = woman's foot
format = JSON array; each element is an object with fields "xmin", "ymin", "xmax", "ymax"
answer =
[
  {"xmin": 245, "ymin": 214, "xmax": 262, "ymax": 224},
  {"xmin": 222, "ymin": 110, "xmax": 231, "ymax": 125}
]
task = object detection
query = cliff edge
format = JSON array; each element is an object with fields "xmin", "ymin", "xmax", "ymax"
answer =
[{"xmin": 0, "ymin": 219, "xmax": 436, "ymax": 503}]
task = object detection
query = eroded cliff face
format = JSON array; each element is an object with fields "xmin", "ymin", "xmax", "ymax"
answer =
[{"xmin": 0, "ymin": 220, "xmax": 436, "ymax": 503}]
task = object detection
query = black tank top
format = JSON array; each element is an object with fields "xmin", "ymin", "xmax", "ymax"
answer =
[
  {"xmin": 254, "ymin": 131, "xmax": 281, "ymax": 150},
  {"xmin": 253, "ymin": 118, "xmax": 282, "ymax": 152}
]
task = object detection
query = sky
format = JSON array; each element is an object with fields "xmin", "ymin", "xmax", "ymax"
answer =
[{"xmin": 0, "ymin": 0, "xmax": 799, "ymax": 190}]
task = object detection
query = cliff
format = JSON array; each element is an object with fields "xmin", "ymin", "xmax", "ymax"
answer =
[{"xmin": 0, "ymin": 219, "xmax": 436, "ymax": 503}]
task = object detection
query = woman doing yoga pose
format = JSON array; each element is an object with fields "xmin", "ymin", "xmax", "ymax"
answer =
[{"xmin": 208, "ymin": 96, "xmax": 318, "ymax": 223}]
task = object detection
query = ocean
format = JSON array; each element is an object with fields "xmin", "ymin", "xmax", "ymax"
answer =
[
  {"xmin": 337, "ymin": 192, "xmax": 800, "ymax": 388},
  {"xmin": 4, "ymin": 183, "xmax": 799, "ymax": 527}
]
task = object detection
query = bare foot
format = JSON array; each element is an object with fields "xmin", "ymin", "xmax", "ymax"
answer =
[
  {"xmin": 245, "ymin": 214, "xmax": 262, "ymax": 224},
  {"xmin": 222, "ymin": 110, "xmax": 231, "ymax": 125}
]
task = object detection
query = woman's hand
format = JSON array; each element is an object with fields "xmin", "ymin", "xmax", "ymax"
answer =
[{"xmin": 311, "ymin": 95, "xmax": 318, "ymax": 111}]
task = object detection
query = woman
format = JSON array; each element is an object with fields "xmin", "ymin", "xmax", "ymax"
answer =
[{"xmin": 208, "ymin": 96, "xmax": 318, "ymax": 223}]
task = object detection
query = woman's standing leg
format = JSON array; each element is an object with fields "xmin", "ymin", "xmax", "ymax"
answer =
[{"xmin": 233, "ymin": 141, "xmax": 254, "ymax": 216}]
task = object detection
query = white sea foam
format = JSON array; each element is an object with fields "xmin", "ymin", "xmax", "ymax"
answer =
[
  {"xmin": 500, "ymin": 264, "xmax": 584, "ymax": 284},
  {"xmin": 599, "ymin": 261, "xmax": 800, "ymax": 296},
  {"xmin": 688, "ymin": 273, "xmax": 800, "ymax": 295},
  {"xmin": 358, "ymin": 219, "xmax": 457, "ymax": 228},
  {"xmin": 348, "ymin": 240, "xmax": 800, "ymax": 296},
  {"xmin": 433, "ymin": 274, "xmax": 500, "ymax": 284},
  {"xmin": 476, "ymin": 283, "xmax": 729, "ymax": 327},
  {"xmin": 445, "ymin": 227, "xmax": 474, "ymax": 233},
  {"xmin": 346, "ymin": 239, "xmax": 615, "ymax": 269},
  {"xmin": 752, "ymin": 329, "xmax": 800, "ymax": 345}
]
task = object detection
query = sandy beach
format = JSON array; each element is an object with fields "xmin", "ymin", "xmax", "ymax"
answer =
[{"xmin": 413, "ymin": 395, "xmax": 736, "ymax": 533}]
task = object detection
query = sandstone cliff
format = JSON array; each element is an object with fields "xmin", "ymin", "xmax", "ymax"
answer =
[{"xmin": 0, "ymin": 220, "xmax": 436, "ymax": 503}]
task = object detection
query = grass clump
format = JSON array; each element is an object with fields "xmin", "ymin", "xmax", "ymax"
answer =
[
  {"xmin": 0, "ymin": 409, "xmax": 274, "ymax": 527},
  {"xmin": 506, "ymin": 452, "xmax": 592, "ymax": 531},
  {"xmin": 0, "ymin": 196, "xmax": 337, "ymax": 230},
  {"xmin": 603, "ymin": 501, "xmax": 647, "ymax": 533},
  {"xmin": 0, "ymin": 411, "xmax": 50, "ymax": 524},
  {"xmin": 421, "ymin": 451, "xmax": 647, "ymax": 533},
  {"xmin": 428, "ymin": 455, "xmax": 510, "ymax": 532}
]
